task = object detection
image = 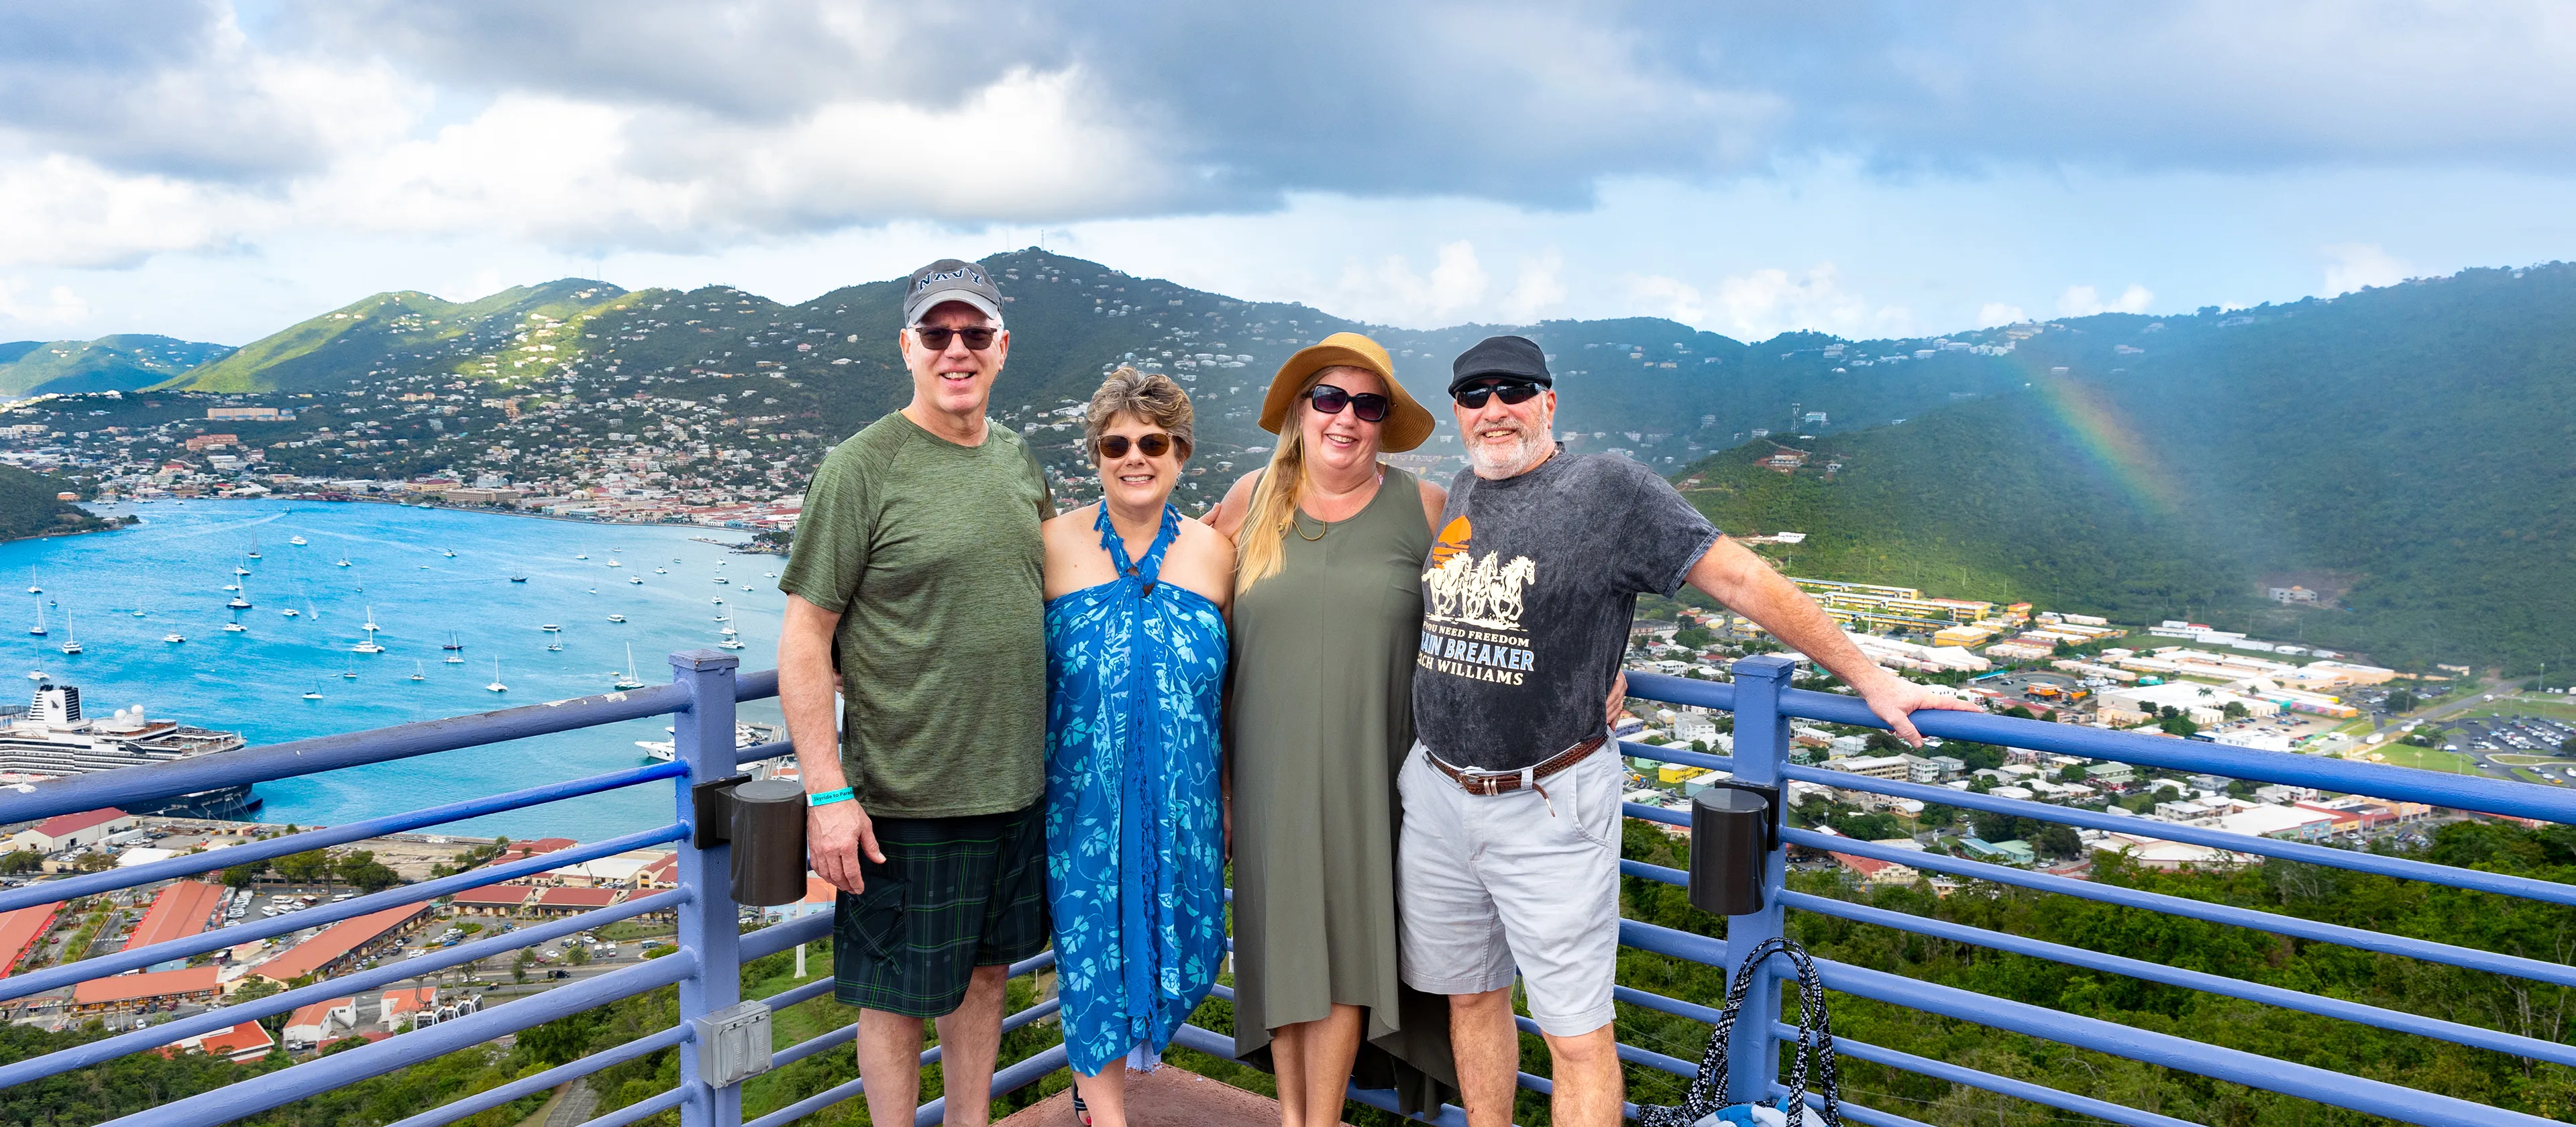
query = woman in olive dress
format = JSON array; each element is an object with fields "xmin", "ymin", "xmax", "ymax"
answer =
[{"xmin": 1207, "ymin": 332, "xmax": 1457, "ymax": 1125}]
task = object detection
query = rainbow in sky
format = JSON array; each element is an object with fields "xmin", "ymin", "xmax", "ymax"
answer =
[{"xmin": 2020, "ymin": 364, "xmax": 2184, "ymax": 519}]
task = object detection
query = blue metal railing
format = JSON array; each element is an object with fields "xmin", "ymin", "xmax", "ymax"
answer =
[{"xmin": 0, "ymin": 653, "xmax": 2567, "ymax": 1126}]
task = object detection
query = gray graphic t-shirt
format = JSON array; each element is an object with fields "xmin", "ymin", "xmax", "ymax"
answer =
[{"xmin": 1412, "ymin": 449, "xmax": 1719, "ymax": 772}]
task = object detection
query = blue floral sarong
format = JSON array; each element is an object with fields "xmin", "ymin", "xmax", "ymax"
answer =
[{"xmin": 1042, "ymin": 503, "xmax": 1228, "ymax": 1076}]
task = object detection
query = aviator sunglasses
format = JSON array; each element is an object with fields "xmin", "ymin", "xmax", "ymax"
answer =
[
  {"xmin": 1452, "ymin": 378, "xmax": 1544, "ymax": 409},
  {"xmin": 1096, "ymin": 433, "xmax": 1176, "ymax": 460},
  {"xmin": 1308, "ymin": 383, "xmax": 1391, "ymax": 423},
  {"xmin": 912, "ymin": 325, "xmax": 999, "ymax": 351}
]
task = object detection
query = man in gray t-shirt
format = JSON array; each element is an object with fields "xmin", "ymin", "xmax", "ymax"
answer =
[{"xmin": 1401, "ymin": 335, "xmax": 1975, "ymax": 1127}]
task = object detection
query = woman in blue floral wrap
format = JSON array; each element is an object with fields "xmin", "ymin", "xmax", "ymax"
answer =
[{"xmin": 1039, "ymin": 368, "xmax": 1234, "ymax": 1127}]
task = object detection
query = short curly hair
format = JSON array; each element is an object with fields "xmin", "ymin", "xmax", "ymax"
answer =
[{"xmin": 1083, "ymin": 367, "xmax": 1194, "ymax": 461}]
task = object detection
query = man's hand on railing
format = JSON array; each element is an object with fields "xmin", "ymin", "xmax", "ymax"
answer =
[
  {"xmin": 810, "ymin": 800, "xmax": 884, "ymax": 894},
  {"xmin": 1856, "ymin": 674, "xmax": 1980, "ymax": 747}
]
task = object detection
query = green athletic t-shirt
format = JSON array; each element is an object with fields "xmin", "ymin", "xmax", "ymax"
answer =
[{"xmin": 780, "ymin": 411, "xmax": 1055, "ymax": 818}]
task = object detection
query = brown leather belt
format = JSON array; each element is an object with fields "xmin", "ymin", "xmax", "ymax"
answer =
[{"xmin": 1430, "ymin": 735, "xmax": 1607, "ymax": 796}]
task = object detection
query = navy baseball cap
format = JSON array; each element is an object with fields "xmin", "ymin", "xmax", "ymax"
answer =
[
  {"xmin": 902, "ymin": 259, "xmax": 1005, "ymax": 327},
  {"xmin": 1448, "ymin": 335, "xmax": 1552, "ymax": 396}
]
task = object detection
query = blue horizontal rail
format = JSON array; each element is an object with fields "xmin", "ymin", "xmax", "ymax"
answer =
[
  {"xmin": 0, "ymin": 820, "xmax": 688, "ymax": 1004},
  {"xmin": 1628, "ymin": 733, "xmax": 2576, "ymax": 908},
  {"xmin": 1621, "ymin": 853, "xmax": 2576, "ymax": 1068},
  {"xmin": 0, "ymin": 667, "xmax": 777, "ymax": 826},
  {"xmin": 580, "ymin": 1085, "xmax": 690, "ymax": 1127},
  {"xmin": 387, "ymin": 1023, "xmax": 694, "ymax": 1127},
  {"xmin": 1617, "ymin": 906, "xmax": 2557, "ymax": 1127},
  {"xmin": 3, "ymin": 886, "xmax": 686, "ymax": 1087},
  {"xmin": 0, "ymin": 684, "xmax": 688, "ymax": 820},
  {"xmin": 1621, "ymin": 671, "xmax": 2576, "ymax": 824},
  {"xmin": 0, "ymin": 759, "xmax": 684, "ymax": 917},
  {"xmin": 737, "ymin": 951, "xmax": 1063, "ymax": 1127},
  {"xmin": 1776, "ymin": 888, "xmax": 2576, "ymax": 1069},
  {"xmin": 1768, "ymin": 1028, "xmax": 2193, "ymax": 1127},
  {"xmin": 1790, "ymin": 828, "xmax": 2576, "ymax": 990},
  {"xmin": 108, "ymin": 947, "xmax": 700, "ymax": 1126},
  {"xmin": 12, "ymin": 654, "xmax": 2565, "ymax": 1127}
]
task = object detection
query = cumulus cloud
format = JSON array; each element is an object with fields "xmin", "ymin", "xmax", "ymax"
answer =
[
  {"xmin": 14, "ymin": 1, "xmax": 2576, "ymax": 272},
  {"xmin": 1501, "ymin": 250, "xmax": 1568, "ymax": 323},
  {"xmin": 1631, "ymin": 263, "xmax": 1909, "ymax": 341},
  {"xmin": 2055, "ymin": 284, "xmax": 2155, "ymax": 317},
  {"xmin": 2321, "ymin": 241, "xmax": 2412, "ymax": 293},
  {"xmin": 1332, "ymin": 241, "xmax": 1492, "ymax": 327},
  {"xmin": 0, "ymin": 279, "xmax": 93, "ymax": 327}
]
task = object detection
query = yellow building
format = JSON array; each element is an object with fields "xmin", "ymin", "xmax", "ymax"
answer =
[{"xmin": 1934, "ymin": 626, "xmax": 1996, "ymax": 648}]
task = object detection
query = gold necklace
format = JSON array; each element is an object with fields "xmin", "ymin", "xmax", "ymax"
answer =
[{"xmin": 1293, "ymin": 470, "xmax": 1384, "ymax": 541}]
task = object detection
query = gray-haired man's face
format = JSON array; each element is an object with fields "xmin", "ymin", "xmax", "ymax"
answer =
[
  {"xmin": 1456, "ymin": 386, "xmax": 1556, "ymax": 480},
  {"xmin": 898, "ymin": 302, "xmax": 1008, "ymax": 420}
]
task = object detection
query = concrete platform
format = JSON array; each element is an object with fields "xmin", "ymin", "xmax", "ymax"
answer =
[{"xmin": 995, "ymin": 1063, "xmax": 1312, "ymax": 1126}]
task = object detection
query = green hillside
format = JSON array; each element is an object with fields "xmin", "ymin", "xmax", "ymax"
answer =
[
  {"xmin": 1678, "ymin": 263, "xmax": 2576, "ymax": 671},
  {"xmin": 1677, "ymin": 398, "xmax": 2245, "ymax": 624},
  {"xmin": 161, "ymin": 280, "xmax": 633, "ymax": 392},
  {"xmin": 555, "ymin": 250, "xmax": 2026, "ymax": 464},
  {"xmin": 119, "ymin": 252, "xmax": 2576, "ymax": 671},
  {"xmin": 0, "ymin": 335, "xmax": 233, "ymax": 397},
  {"xmin": 0, "ymin": 463, "xmax": 117, "ymax": 540}
]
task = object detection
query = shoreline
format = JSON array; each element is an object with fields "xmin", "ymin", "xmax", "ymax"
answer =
[{"xmin": 101, "ymin": 493, "xmax": 769, "ymax": 543}]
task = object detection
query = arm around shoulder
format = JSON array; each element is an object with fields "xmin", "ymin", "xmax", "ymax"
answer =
[
  {"xmin": 1168, "ymin": 517, "xmax": 1237, "ymax": 613},
  {"xmin": 1203, "ymin": 470, "xmax": 1265, "ymax": 540},
  {"xmin": 1417, "ymin": 478, "xmax": 1448, "ymax": 531}
]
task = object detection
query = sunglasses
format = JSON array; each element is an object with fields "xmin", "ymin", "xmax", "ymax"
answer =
[
  {"xmin": 1096, "ymin": 433, "xmax": 1176, "ymax": 460},
  {"xmin": 1308, "ymin": 383, "xmax": 1391, "ymax": 423},
  {"xmin": 912, "ymin": 325, "xmax": 998, "ymax": 351},
  {"xmin": 1452, "ymin": 379, "xmax": 1544, "ymax": 409}
]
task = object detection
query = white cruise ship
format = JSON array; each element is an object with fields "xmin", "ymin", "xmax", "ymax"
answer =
[{"xmin": 0, "ymin": 684, "xmax": 256, "ymax": 818}]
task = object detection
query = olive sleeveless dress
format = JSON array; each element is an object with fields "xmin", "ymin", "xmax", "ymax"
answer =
[{"xmin": 1228, "ymin": 466, "xmax": 1457, "ymax": 1114}]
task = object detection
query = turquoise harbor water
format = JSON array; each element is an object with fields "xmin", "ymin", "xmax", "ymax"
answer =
[{"xmin": 0, "ymin": 498, "xmax": 784, "ymax": 841}]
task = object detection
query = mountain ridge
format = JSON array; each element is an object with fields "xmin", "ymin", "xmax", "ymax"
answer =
[
  {"xmin": 0, "ymin": 335, "xmax": 234, "ymax": 398},
  {"xmin": 105, "ymin": 252, "xmax": 2576, "ymax": 670}
]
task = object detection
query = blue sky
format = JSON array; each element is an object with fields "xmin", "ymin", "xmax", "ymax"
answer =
[{"xmin": 6, "ymin": 1, "xmax": 2576, "ymax": 344}]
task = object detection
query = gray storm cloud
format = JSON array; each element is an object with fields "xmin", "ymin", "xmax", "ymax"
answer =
[{"xmin": 5, "ymin": 0, "xmax": 2575, "ymax": 260}]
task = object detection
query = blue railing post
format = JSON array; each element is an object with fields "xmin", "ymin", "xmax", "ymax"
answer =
[
  {"xmin": 1723, "ymin": 655, "xmax": 1793, "ymax": 1107},
  {"xmin": 672, "ymin": 649, "xmax": 745, "ymax": 1127}
]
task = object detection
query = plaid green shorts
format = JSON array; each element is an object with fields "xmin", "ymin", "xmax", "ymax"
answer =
[{"xmin": 833, "ymin": 803, "xmax": 1051, "ymax": 1018}]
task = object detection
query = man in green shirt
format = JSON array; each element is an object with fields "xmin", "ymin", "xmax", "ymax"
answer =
[{"xmin": 779, "ymin": 258, "xmax": 1053, "ymax": 1127}]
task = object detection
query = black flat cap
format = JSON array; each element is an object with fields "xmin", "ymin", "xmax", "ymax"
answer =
[{"xmin": 1448, "ymin": 335, "xmax": 1552, "ymax": 396}]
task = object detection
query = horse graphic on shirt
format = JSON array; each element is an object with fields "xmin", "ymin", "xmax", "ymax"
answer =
[{"xmin": 1424, "ymin": 551, "xmax": 1536, "ymax": 630}]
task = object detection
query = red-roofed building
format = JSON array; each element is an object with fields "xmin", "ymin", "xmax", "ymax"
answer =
[
  {"xmin": 494, "ymin": 838, "xmax": 577, "ymax": 865},
  {"xmin": 531, "ymin": 886, "xmax": 623, "ymax": 915},
  {"xmin": 163, "ymin": 1019, "xmax": 273, "ymax": 1063},
  {"xmin": 70, "ymin": 965, "xmax": 221, "ymax": 1012},
  {"xmin": 1829, "ymin": 852, "xmax": 1923, "ymax": 887},
  {"xmin": 380, "ymin": 985, "xmax": 438, "ymax": 1031},
  {"xmin": 448, "ymin": 884, "xmax": 535, "ymax": 916},
  {"xmin": 3, "ymin": 808, "xmax": 134, "ymax": 853},
  {"xmin": 636, "ymin": 853, "xmax": 680, "ymax": 890},
  {"xmin": 127, "ymin": 881, "xmax": 226, "ymax": 969},
  {"xmin": 248, "ymin": 902, "xmax": 431, "ymax": 986},
  {"xmin": 284, "ymin": 996, "xmax": 357, "ymax": 1049},
  {"xmin": 0, "ymin": 902, "xmax": 60, "ymax": 977}
]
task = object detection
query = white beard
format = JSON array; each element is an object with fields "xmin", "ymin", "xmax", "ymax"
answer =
[{"xmin": 1466, "ymin": 411, "xmax": 1555, "ymax": 479}]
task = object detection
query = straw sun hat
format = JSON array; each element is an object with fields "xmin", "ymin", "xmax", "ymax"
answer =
[{"xmin": 1254, "ymin": 331, "xmax": 1435, "ymax": 453}]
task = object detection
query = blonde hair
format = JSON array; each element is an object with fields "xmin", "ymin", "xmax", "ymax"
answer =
[
  {"xmin": 1235, "ymin": 364, "xmax": 1379, "ymax": 593},
  {"xmin": 1083, "ymin": 367, "xmax": 1194, "ymax": 461}
]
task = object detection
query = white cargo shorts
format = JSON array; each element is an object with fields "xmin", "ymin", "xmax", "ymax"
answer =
[{"xmin": 1395, "ymin": 739, "xmax": 1622, "ymax": 1037}]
